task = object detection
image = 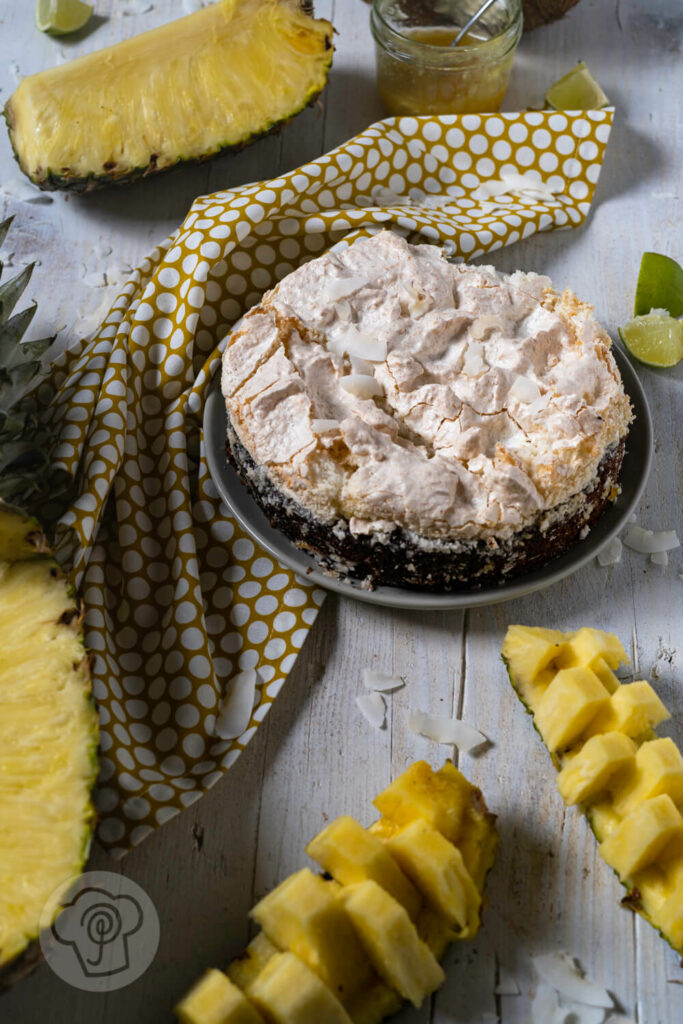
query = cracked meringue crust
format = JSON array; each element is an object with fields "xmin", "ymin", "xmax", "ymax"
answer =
[{"xmin": 221, "ymin": 231, "xmax": 632, "ymax": 586}]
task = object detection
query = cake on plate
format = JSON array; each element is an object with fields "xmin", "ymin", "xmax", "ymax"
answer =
[{"xmin": 220, "ymin": 231, "xmax": 632, "ymax": 590}]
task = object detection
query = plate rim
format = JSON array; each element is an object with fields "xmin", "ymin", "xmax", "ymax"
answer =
[{"xmin": 204, "ymin": 344, "xmax": 653, "ymax": 610}]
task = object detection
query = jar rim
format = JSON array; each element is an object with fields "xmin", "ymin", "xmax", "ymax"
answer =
[{"xmin": 371, "ymin": 0, "xmax": 522, "ymax": 65}]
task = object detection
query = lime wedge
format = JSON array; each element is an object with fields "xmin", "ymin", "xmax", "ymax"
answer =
[
  {"xmin": 619, "ymin": 313, "xmax": 683, "ymax": 368},
  {"xmin": 35, "ymin": 0, "xmax": 93, "ymax": 35},
  {"xmin": 545, "ymin": 61, "xmax": 609, "ymax": 110},
  {"xmin": 634, "ymin": 252, "xmax": 683, "ymax": 318}
]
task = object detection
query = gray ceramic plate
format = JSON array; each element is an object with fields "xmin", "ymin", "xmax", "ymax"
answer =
[{"xmin": 204, "ymin": 345, "xmax": 652, "ymax": 610}]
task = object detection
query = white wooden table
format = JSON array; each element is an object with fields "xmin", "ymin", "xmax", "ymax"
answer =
[{"xmin": 1, "ymin": 2, "xmax": 681, "ymax": 1022}]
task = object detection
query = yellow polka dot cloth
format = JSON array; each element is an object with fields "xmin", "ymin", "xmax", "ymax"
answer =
[{"xmin": 42, "ymin": 109, "xmax": 613, "ymax": 855}]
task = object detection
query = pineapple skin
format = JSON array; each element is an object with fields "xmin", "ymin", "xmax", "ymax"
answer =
[
  {"xmin": 0, "ymin": 502, "xmax": 99, "ymax": 989},
  {"xmin": 3, "ymin": 0, "xmax": 334, "ymax": 194},
  {"xmin": 502, "ymin": 623, "xmax": 683, "ymax": 956}
]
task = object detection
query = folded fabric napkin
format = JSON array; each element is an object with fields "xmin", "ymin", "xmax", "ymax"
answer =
[{"xmin": 36, "ymin": 109, "xmax": 613, "ymax": 855}]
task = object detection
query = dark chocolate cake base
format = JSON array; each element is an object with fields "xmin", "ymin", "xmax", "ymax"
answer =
[{"xmin": 225, "ymin": 417, "xmax": 626, "ymax": 591}]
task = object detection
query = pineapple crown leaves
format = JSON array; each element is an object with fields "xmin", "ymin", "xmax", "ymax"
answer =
[{"xmin": 0, "ymin": 216, "xmax": 72, "ymax": 517}]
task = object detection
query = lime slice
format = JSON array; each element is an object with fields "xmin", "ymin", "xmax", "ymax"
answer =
[
  {"xmin": 619, "ymin": 313, "xmax": 683, "ymax": 368},
  {"xmin": 634, "ymin": 252, "xmax": 683, "ymax": 318},
  {"xmin": 35, "ymin": 0, "xmax": 93, "ymax": 35},
  {"xmin": 545, "ymin": 61, "xmax": 609, "ymax": 110}
]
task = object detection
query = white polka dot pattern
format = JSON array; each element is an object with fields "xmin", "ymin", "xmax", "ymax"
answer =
[{"xmin": 42, "ymin": 110, "xmax": 613, "ymax": 853}]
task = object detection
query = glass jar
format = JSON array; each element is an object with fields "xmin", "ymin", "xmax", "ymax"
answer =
[{"xmin": 371, "ymin": 0, "xmax": 523, "ymax": 117}]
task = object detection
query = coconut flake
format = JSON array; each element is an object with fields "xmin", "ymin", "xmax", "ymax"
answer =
[
  {"xmin": 623, "ymin": 526, "xmax": 680, "ymax": 554},
  {"xmin": 214, "ymin": 669, "xmax": 259, "ymax": 740},
  {"xmin": 325, "ymin": 275, "xmax": 368, "ymax": 302},
  {"xmin": 510, "ymin": 376, "xmax": 542, "ymax": 404},
  {"xmin": 362, "ymin": 668, "xmax": 404, "ymax": 692},
  {"xmin": 603, "ymin": 1016, "xmax": 637, "ymax": 1024},
  {"xmin": 336, "ymin": 298, "xmax": 352, "ymax": 321},
  {"xmin": 311, "ymin": 418, "xmax": 339, "ymax": 433},
  {"xmin": 501, "ymin": 170, "xmax": 562, "ymax": 197},
  {"xmin": 340, "ymin": 375, "xmax": 384, "ymax": 399},
  {"xmin": 329, "ymin": 325, "xmax": 387, "ymax": 363},
  {"xmin": 357, "ymin": 691, "xmax": 386, "ymax": 729},
  {"xmin": 371, "ymin": 186, "xmax": 412, "ymax": 206},
  {"xmin": 528, "ymin": 390, "xmax": 553, "ymax": 416},
  {"xmin": 350, "ymin": 356, "xmax": 375, "ymax": 376},
  {"xmin": 532, "ymin": 953, "xmax": 613, "ymax": 1009},
  {"xmin": 494, "ymin": 968, "xmax": 520, "ymax": 995},
  {"xmin": 651, "ymin": 550, "xmax": 669, "ymax": 566},
  {"xmin": 597, "ymin": 536, "xmax": 623, "ymax": 566},
  {"xmin": 84, "ymin": 272, "xmax": 107, "ymax": 289},
  {"xmin": 408, "ymin": 709, "xmax": 487, "ymax": 752},
  {"xmin": 531, "ymin": 981, "xmax": 563, "ymax": 1024},
  {"xmin": 471, "ymin": 314, "xmax": 503, "ymax": 340}
]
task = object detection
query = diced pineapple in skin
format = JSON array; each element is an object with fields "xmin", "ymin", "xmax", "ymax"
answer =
[
  {"xmin": 373, "ymin": 760, "xmax": 468, "ymax": 845},
  {"xmin": 501, "ymin": 625, "xmax": 567, "ymax": 705},
  {"xmin": 557, "ymin": 627, "xmax": 629, "ymax": 672},
  {"xmin": 557, "ymin": 733, "xmax": 637, "ymax": 806},
  {"xmin": 584, "ymin": 681, "xmax": 670, "ymax": 740},
  {"xmin": 534, "ymin": 667, "xmax": 610, "ymax": 752},
  {"xmin": 248, "ymin": 952, "xmax": 353, "ymax": 1024},
  {"xmin": 657, "ymin": 877, "xmax": 683, "ymax": 951},
  {"xmin": 340, "ymin": 880, "xmax": 445, "ymax": 1008},
  {"xmin": 228, "ymin": 933, "xmax": 278, "ymax": 992},
  {"xmin": 385, "ymin": 819, "xmax": 480, "ymax": 934},
  {"xmin": 415, "ymin": 907, "xmax": 457, "ymax": 961},
  {"xmin": 612, "ymin": 738, "xmax": 683, "ymax": 818},
  {"xmin": 175, "ymin": 969, "xmax": 265, "ymax": 1024},
  {"xmin": 251, "ymin": 868, "xmax": 373, "ymax": 1004},
  {"xmin": 599, "ymin": 794, "xmax": 683, "ymax": 879},
  {"xmin": 306, "ymin": 816, "xmax": 421, "ymax": 920}
]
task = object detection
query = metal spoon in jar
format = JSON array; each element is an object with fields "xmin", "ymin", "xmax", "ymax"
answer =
[{"xmin": 451, "ymin": 0, "xmax": 499, "ymax": 45}]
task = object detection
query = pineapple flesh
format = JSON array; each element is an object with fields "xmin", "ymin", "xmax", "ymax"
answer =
[
  {"xmin": 502, "ymin": 623, "xmax": 683, "ymax": 955},
  {"xmin": 0, "ymin": 503, "xmax": 98, "ymax": 981},
  {"xmin": 175, "ymin": 761, "xmax": 498, "ymax": 1023},
  {"xmin": 5, "ymin": 0, "xmax": 334, "ymax": 192}
]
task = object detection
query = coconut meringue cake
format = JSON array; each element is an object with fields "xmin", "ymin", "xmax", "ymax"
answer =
[{"xmin": 220, "ymin": 231, "xmax": 632, "ymax": 590}]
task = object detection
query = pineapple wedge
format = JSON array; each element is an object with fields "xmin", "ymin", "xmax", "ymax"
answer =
[
  {"xmin": 177, "ymin": 969, "xmax": 265, "ymax": 1024},
  {"xmin": 305, "ymin": 815, "xmax": 421, "ymax": 920},
  {"xmin": 176, "ymin": 762, "xmax": 498, "ymax": 1024},
  {"xmin": 339, "ymin": 880, "xmax": 445, "ymax": 1009},
  {"xmin": 502, "ymin": 623, "xmax": 683, "ymax": 955}
]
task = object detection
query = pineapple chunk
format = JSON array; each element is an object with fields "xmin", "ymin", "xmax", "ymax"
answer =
[
  {"xmin": 534, "ymin": 667, "xmax": 610, "ymax": 752},
  {"xmin": 385, "ymin": 820, "xmax": 480, "ymax": 934},
  {"xmin": 340, "ymin": 880, "xmax": 445, "ymax": 1008},
  {"xmin": 248, "ymin": 952, "xmax": 352, "ymax": 1024},
  {"xmin": 176, "ymin": 969, "xmax": 264, "ymax": 1024},
  {"xmin": 589, "ymin": 657, "xmax": 621, "ymax": 695},
  {"xmin": 599, "ymin": 794, "xmax": 683, "ymax": 878},
  {"xmin": 557, "ymin": 733, "xmax": 637, "ymax": 806},
  {"xmin": 557, "ymin": 628, "xmax": 629, "ymax": 672},
  {"xmin": 305, "ymin": 816, "xmax": 421, "ymax": 920},
  {"xmin": 612, "ymin": 738, "xmax": 683, "ymax": 818},
  {"xmin": 228, "ymin": 933, "xmax": 278, "ymax": 992},
  {"xmin": 373, "ymin": 760, "xmax": 468, "ymax": 844},
  {"xmin": 501, "ymin": 625, "xmax": 566, "ymax": 705},
  {"xmin": 251, "ymin": 868, "xmax": 373, "ymax": 1003},
  {"xmin": 584, "ymin": 681, "xmax": 670, "ymax": 739}
]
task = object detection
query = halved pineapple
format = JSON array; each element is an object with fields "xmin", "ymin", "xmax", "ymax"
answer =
[
  {"xmin": 5, "ymin": 0, "xmax": 333, "ymax": 192},
  {"xmin": 175, "ymin": 761, "xmax": 498, "ymax": 1024},
  {"xmin": 502, "ymin": 623, "xmax": 683, "ymax": 955},
  {"xmin": 0, "ymin": 503, "xmax": 99, "ymax": 984}
]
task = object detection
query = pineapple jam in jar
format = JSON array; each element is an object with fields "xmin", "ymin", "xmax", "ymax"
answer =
[{"xmin": 371, "ymin": 0, "xmax": 523, "ymax": 116}]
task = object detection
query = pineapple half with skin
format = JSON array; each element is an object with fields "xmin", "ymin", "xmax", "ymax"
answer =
[
  {"xmin": 0, "ymin": 219, "xmax": 99, "ymax": 985},
  {"xmin": 175, "ymin": 761, "xmax": 498, "ymax": 1024},
  {"xmin": 502, "ymin": 623, "xmax": 683, "ymax": 955},
  {"xmin": 4, "ymin": 0, "xmax": 333, "ymax": 193}
]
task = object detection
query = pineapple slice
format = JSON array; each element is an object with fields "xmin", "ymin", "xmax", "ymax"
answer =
[
  {"xmin": 339, "ymin": 880, "xmax": 445, "ymax": 1008},
  {"xmin": 305, "ymin": 816, "xmax": 421, "ymax": 920},
  {"xmin": 251, "ymin": 868, "xmax": 374, "ymax": 1002},
  {"xmin": 385, "ymin": 820, "xmax": 481, "ymax": 935},
  {"xmin": 373, "ymin": 760, "xmax": 468, "ymax": 845},
  {"xmin": 228, "ymin": 933, "xmax": 278, "ymax": 991},
  {"xmin": 501, "ymin": 625, "xmax": 567, "ymax": 705},
  {"xmin": 557, "ymin": 627, "xmax": 629, "ymax": 672},
  {"xmin": 599, "ymin": 795, "xmax": 683, "ymax": 879},
  {"xmin": 611, "ymin": 738, "xmax": 683, "ymax": 818},
  {"xmin": 176, "ymin": 969, "xmax": 265, "ymax": 1024},
  {"xmin": 248, "ymin": 952, "xmax": 353, "ymax": 1024},
  {"xmin": 557, "ymin": 733, "xmax": 637, "ymax": 806},
  {"xmin": 534, "ymin": 667, "xmax": 610, "ymax": 751},
  {"xmin": 0, "ymin": 503, "xmax": 99, "ymax": 983},
  {"xmin": 5, "ymin": 0, "xmax": 334, "ymax": 192},
  {"xmin": 584, "ymin": 681, "xmax": 670, "ymax": 739}
]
